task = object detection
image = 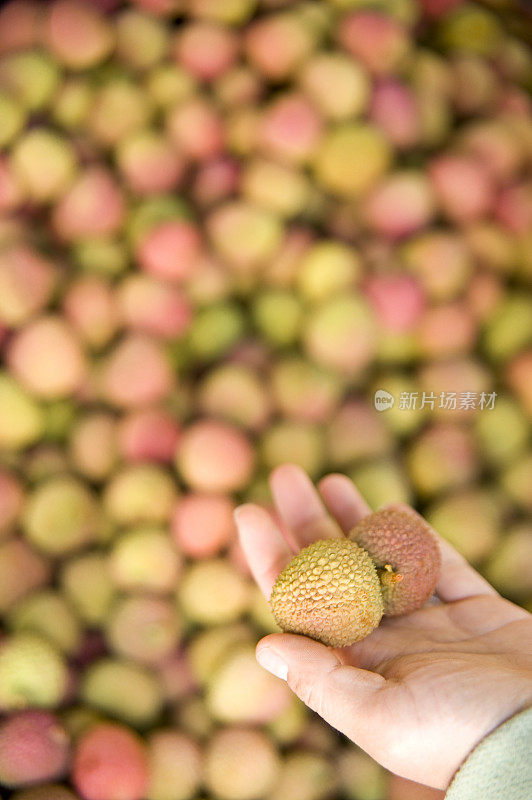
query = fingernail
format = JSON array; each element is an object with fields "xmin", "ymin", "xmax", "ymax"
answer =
[
  {"xmin": 233, "ymin": 505, "xmax": 244, "ymax": 523},
  {"xmin": 256, "ymin": 648, "xmax": 288, "ymax": 681}
]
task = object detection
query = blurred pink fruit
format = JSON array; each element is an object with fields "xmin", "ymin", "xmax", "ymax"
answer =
[
  {"xmin": 0, "ymin": 711, "xmax": 69, "ymax": 787},
  {"xmin": 214, "ymin": 65, "xmax": 264, "ymax": 108},
  {"xmin": 0, "ymin": 155, "xmax": 24, "ymax": 212},
  {"xmin": 0, "ymin": 539, "xmax": 51, "ymax": 613},
  {"xmin": 6, "ymin": 316, "xmax": 86, "ymax": 399},
  {"xmin": 245, "ymin": 11, "xmax": 316, "ymax": 81},
  {"xmin": 370, "ymin": 80, "xmax": 421, "ymax": 149},
  {"xmin": 118, "ymin": 408, "xmax": 181, "ymax": 463},
  {"xmin": 465, "ymin": 270, "xmax": 504, "ymax": 322},
  {"xmin": 167, "ymin": 97, "xmax": 224, "ymax": 159},
  {"xmin": 176, "ymin": 419, "xmax": 255, "ymax": 493},
  {"xmin": 259, "ymin": 92, "xmax": 323, "ymax": 164},
  {"xmin": 364, "ymin": 273, "xmax": 426, "ymax": 332},
  {"xmin": 0, "ymin": 244, "xmax": 56, "ymax": 327},
  {"xmin": 326, "ymin": 400, "xmax": 391, "ymax": 467},
  {"xmin": 118, "ymin": 274, "xmax": 192, "ymax": 339},
  {"xmin": 457, "ymin": 120, "xmax": 524, "ymax": 183},
  {"xmin": 73, "ymin": 723, "xmax": 148, "ymax": 800},
  {"xmin": 116, "ymin": 131, "xmax": 184, "ymax": 195},
  {"xmin": 99, "ymin": 334, "xmax": 174, "ymax": 408},
  {"xmin": 417, "ymin": 302, "xmax": 477, "ymax": 358},
  {"xmin": 53, "ymin": 168, "xmax": 125, "ymax": 240},
  {"xmin": 175, "ymin": 22, "xmax": 239, "ymax": 81},
  {"xmin": 506, "ymin": 351, "xmax": 532, "ymax": 416},
  {"xmin": 171, "ymin": 493, "xmax": 236, "ymax": 558},
  {"xmin": 337, "ymin": 11, "xmax": 410, "ymax": 75},
  {"xmin": 401, "ymin": 231, "xmax": 472, "ymax": 301},
  {"xmin": 429, "ymin": 154, "xmax": 495, "ymax": 222},
  {"xmin": 0, "ymin": 1, "xmax": 43, "ymax": 54},
  {"xmin": 44, "ymin": 0, "xmax": 114, "ymax": 70},
  {"xmin": 137, "ymin": 220, "xmax": 201, "ymax": 283},
  {"xmin": 364, "ymin": 171, "xmax": 435, "ymax": 238},
  {"xmin": 106, "ymin": 595, "xmax": 182, "ymax": 666},
  {"xmin": 192, "ymin": 156, "xmax": 241, "ymax": 208},
  {"xmin": 69, "ymin": 413, "xmax": 118, "ymax": 482},
  {"xmin": 157, "ymin": 649, "xmax": 197, "ymax": 703},
  {"xmin": 63, "ymin": 276, "xmax": 119, "ymax": 350},
  {"xmin": 495, "ymin": 182, "xmax": 532, "ymax": 234}
]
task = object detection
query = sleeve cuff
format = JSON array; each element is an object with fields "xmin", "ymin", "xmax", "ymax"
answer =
[{"xmin": 445, "ymin": 707, "xmax": 532, "ymax": 800}]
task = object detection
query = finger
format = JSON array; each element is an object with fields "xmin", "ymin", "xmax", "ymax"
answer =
[
  {"xmin": 385, "ymin": 503, "xmax": 498, "ymax": 603},
  {"xmin": 270, "ymin": 464, "xmax": 344, "ymax": 549},
  {"xmin": 256, "ymin": 633, "xmax": 386, "ymax": 748},
  {"xmin": 434, "ymin": 534, "xmax": 498, "ymax": 602},
  {"xmin": 318, "ymin": 473, "xmax": 372, "ymax": 532},
  {"xmin": 234, "ymin": 503, "xmax": 293, "ymax": 598}
]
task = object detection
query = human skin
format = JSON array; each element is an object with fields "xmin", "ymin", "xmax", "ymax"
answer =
[{"xmin": 234, "ymin": 464, "xmax": 532, "ymax": 790}]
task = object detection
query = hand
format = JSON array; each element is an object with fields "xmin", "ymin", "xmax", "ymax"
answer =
[{"xmin": 234, "ymin": 464, "xmax": 532, "ymax": 790}]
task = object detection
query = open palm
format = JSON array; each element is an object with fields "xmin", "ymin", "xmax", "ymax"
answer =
[{"xmin": 235, "ymin": 464, "xmax": 532, "ymax": 790}]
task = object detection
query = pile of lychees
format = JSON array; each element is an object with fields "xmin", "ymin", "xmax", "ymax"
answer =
[{"xmin": 0, "ymin": 1, "xmax": 531, "ymax": 799}]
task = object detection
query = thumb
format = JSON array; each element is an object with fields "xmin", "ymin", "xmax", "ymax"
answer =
[{"xmin": 256, "ymin": 633, "xmax": 386, "ymax": 742}]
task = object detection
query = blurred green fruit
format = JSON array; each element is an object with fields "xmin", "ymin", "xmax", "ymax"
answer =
[
  {"xmin": 260, "ymin": 420, "xmax": 324, "ymax": 478},
  {"xmin": 81, "ymin": 658, "xmax": 163, "ymax": 727},
  {"xmin": 206, "ymin": 644, "xmax": 291, "ymax": 724},
  {"xmin": 314, "ymin": 123, "xmax": 392, "ymax": 197},
  {"xmin": 0, "ymin": 90, "xmax": 25, "ymax": 146},
  {"xmin": 7, "ymin": 589, "xmax": 81, "ymax": 655},
  {"xmin": 146, "ymin": 729, "xmax": 203, "ymax": 800},
  {"xmin": 109, "ymin": 526, "xmax": 181, "ymax": 594},
  {"xmin": 177, "ymin": 560, "xmax": 251, "ymax": 626},
  {"xmin": 188, "ymin": 302, "xmax": 246, "ymax": 361},
  {"xmin": 0, "ymin": 633, "xmax": 67, "ymax": 711},
  {"xmin": 303, "ymin": 294, "xmax": 376, "ymax": 374},
  {"xmin": 0, "ymin": 51, "xmax": 60, "ymax": 110},
  {"xmin": 204, "ymin": 727, "xmax": 280, "ymax": 800},
  {"xmin": 60, "ymin": 552, "xmax": 116, "ymax": 626},
  {"xmin": 252, "ymin": 290, "xmax": 303, "ymax": 347},
  {"xmin": 0, "ymin": 374, "xmax": 44, "ymax": 450},
  {"xmin": 425, "ymin": 487, "xmax": 504, "ymax": 564},
  {"xmin": 269, "ymin": 750, "xmax": 337, "ymax": 800},
  {"xmin": 23, "ymin": 476, "xmax": 101, "ymax": 556},
  {"xmin": 484, "ymin": 523, "xmax": 532, "ymax": 601}
]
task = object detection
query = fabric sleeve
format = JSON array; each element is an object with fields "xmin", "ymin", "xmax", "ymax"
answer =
[{"xmin": 444, "ymin": 706, "xmax": 532, "ymax": 800}]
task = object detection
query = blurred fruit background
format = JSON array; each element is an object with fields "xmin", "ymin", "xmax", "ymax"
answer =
[{"xmin": 0, "ymin": 0, "xmax": 531, "ymax": 798}]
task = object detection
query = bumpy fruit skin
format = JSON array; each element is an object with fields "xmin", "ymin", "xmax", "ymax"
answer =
[
  {"xmin": 349, "ymin": 507, "xmax": 441, "ymax": 616},
  {"xmin": 270, "ymin": 539, "xmax": 383, "ymax": 647}
]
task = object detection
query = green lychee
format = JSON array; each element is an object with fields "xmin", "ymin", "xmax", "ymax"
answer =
[{"xmin": 270, "ymin": 538, "xmax": 384, "ymax": 647}]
